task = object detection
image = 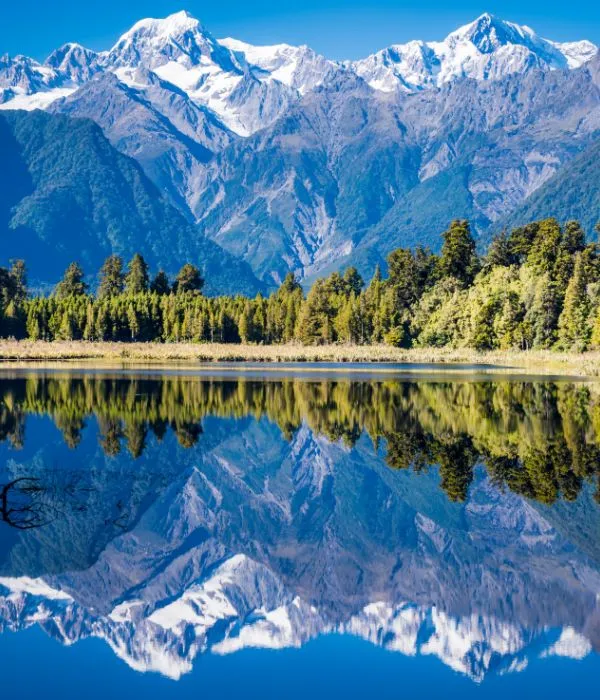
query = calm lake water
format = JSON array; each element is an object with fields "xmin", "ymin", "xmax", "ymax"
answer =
[{"xmin": 1, "ymin": 368, "xmax": 599, "ymax": 698}]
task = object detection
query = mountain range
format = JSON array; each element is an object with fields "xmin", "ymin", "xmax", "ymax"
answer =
[{"xmin": 1, "ymin": 11, "xmax": 599, "ymax": 288}]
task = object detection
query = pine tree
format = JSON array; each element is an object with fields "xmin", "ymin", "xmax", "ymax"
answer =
[
  {"xmin": 439, "ymin": 220, "xmax": 479, "ymax": 286},
  {"xmin": 55, "ymin": 262, "xmax": 88, "ymax": 298},
  {"xmin": 9, "ymin": 260, "xmax": 27, "ymax": 304},
  {"xmin": 485, "ymin": 231, "xmax": 517, "ymax": 268},
  {"xmin": 495, "ymin": 292, "xmax": 523, "ymax": 350},
  {"xmin": 343, "ymin": 267, "xmax": 364, "ymax": 296},
  {"xmin": 563, "ymin": 221, "xmax": 586, "ymax": 254},
  {"xmin": 239, "ymin": 302, "xmax": 252, "ymax": 343},
  {"xmin": 125, "ymin": 254, "xmax": 149, "ymax": 294},
  {"xmin": 150, "ymin": 270, "xmax": 171, "ymax": 295},
  {"xmin": 558, "ymin": 253, "xmax": 592, "ymax": 351},
  {"xmin": 98, "ymin": 255, "xmax": 125, "ymax": 299},
  {"xmin": 298, "ymin": 280, "xmax": 333, "ymax": 345},
  {"xmin": 95, "ymin": 305, "xmax": 110, "ymax": 340},
  {"xmin": 387, "ymin": 248, "xmax": 419, "ymax": 309},
  {"xmin": 174, "ymin": 264, "xmax": 204, "ymax": 294},
  {"xmin": 526, "ymin": 218, "xmax": 562, "ymax": 274},
  {"xmin": 365, "ymin": 265, "xmax": 384, "ymax": 341},
  {"xmin": 127, "ymin": 304, "xmax": 140, "ymax": 341},
  {"xmin": 529, "ymin": 275, "xmax": 561, "ymax": 348}
]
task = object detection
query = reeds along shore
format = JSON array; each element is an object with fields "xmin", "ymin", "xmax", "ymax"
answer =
[{"xmin": 1, "ymin": 340, "xmax": 600, "ymax": 377}]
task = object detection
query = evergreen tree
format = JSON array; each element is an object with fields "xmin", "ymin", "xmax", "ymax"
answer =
[
  {"xmin": 526, "ymin": 218, "xmax": 562, "ymax": 274},
  {"xmin": 365, "ymin": 265, "xmax": 384, "ymax": 341},
  {"xmin": 298, "ymin": 279, "xmax": 334, "ymax": 345},
  {"xmin": 98, "ymin": 255, "xmax": 125, "ymax": 299},
  {"xmin": 439, "ymin": 220, "xmax": 479, "ymax": 286},
  {"xmin": 529, "ymin": 275, "xmax": 561, "ymax": 348},
  {"xmin": 238, "ymin": 302, "xmax": 253, "ymax": 343},
  {"xmin": 387, "ymin": 248, "xmax": 420, "ymax": 307},
  {"xmin": 558, "ymin": 253, "xmax": 592, "ymax": 350},
  {"xmin": 150, "ymin": 270, "xmax": 171, "ymax": 295},
  {"xmin": 343, "ymin": 267, "xmax": 364, "ymax": 296},
  {"xmin": 507, "ymin": 222, "xmax": 540, "ymax": 263},
  {"xmin": 125, "ymin": 254, "xmax": 149, "ymax": 295},
  {"xmin": 174, "ymin": 264, "xmax": 204, "ymax": 294},
  {"xmin": 55, "ymin": 262, "xmax": 88, "ymax": 298},
  {"xmin": 495, "ymin": 292, "xmax": 523, "ymax": 350},
  {"xmin": 563, "ymin": 221, "xmax": 586, "ymax": 254},
  {"xmin": 9, "ymin": 260, "xmax": 27, "ymax": 303},
  {"xmin": 485, "ymin": 231, "xmax": 517, "ymax": 268}
]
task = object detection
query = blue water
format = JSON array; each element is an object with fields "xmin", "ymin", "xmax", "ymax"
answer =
[
  {"xmin": 1, "ymin": 628, "xmax": 596, "ymax": 700},
  {"xmin": 0, "ymin": 371, "xmax": 598, "ymax": 698}
]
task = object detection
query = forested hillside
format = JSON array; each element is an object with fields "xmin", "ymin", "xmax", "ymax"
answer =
[
  {"xmin": 0, "ymin": 111, "xmax": 264, "ymax": 296},
  {"xmin": 497, "ymin": 139, "xmax": 600, "ymax": 237}
]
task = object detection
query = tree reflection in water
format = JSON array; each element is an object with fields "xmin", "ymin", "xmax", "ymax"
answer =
[{"xmin": 1, "ymin": 374, "xmax": 600, "ymax": 522}]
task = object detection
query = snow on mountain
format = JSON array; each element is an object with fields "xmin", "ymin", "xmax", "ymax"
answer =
[
  {"xmin": 219, "ymin": 38, "xmax": 338, "ymax": 94},
  {"xmin": 0, "ymin": 43, "xmax": 104, "ymax": 111},
  {"xmin": 1, "ymin": 10, "xmax": 598, "ymax": 282},
  {"xmin": 0, "ymin": 558, "xmax": 592, "ymax": 683},
  {"xmin": 45, "ymin": 43, "xmax": 102, "ymax": 83},
  {"xmin": 0, "ymin": 54, "xmax": 75, "ymax": 109},
  {"xmin": 100, "ymin": 10, "xmax": 294, "ymax": 136},
  {"xmin": 352, "ymin": 13, "xmax": 598, "ymax": 92},
  {"xmin": 1, "ymin": 11, "xmax": 596, "ymax": 126}
]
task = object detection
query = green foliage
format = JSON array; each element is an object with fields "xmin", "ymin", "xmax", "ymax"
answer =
[
  {"xmin": 558, "ymin": 253, "xmax": 592, "ymax": 351},
  {"xmin": 125, "ymin": 254, "xmax": 149, "ymax": 295},
  {"xmin": 98, "ymin": 255, "xmax": 125, "ymax": 299},
  {"xmin": 174, "ymin": 263, "xmax": 204, "ymax": 294},
  {"xmin": 54, "ymin": 262, "xmax": 88, "ymax": 299},
  {"xmin": 150, "ymin": 270, "xmax": 171, "ymax": 295},
  {"xmin": 439, "ymin": 219, "xmax": 479, "ymax": 287},
  {"xmin": 3, "ymin": 217, "xmax": 599, "ymax": 352}
]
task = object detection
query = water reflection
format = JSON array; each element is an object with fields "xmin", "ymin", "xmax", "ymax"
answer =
[
  {"xmin": 0, "ymin": 372, "xmax": 599, "ymax": 684},
  {"xmin": 2, "ymin": 375, "xmax": 600, "ymax": 505}
]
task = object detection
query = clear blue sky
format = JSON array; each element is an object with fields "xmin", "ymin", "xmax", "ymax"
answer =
[{"xmin": 3, "ymin": 0, "xmax": 600, "ymax": 61}]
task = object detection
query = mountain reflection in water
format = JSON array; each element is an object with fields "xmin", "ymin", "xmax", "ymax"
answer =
[{"xmin": 0, "ymin": 371, "xmax": 599, "ymax": 686}]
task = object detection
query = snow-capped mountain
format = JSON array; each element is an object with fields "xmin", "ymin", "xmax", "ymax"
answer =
[
  {"xmin": 0, "ymin": 54, "xmax": 76, "ymax": 109},
  {"xmin": 99, "ymin": 10, "xmax": 296, "ymax": 136},
  {"xmin": 219, "ymin": 38, "xmax": 339, "ymax": 94},
  {"xmin": 352, "ymin": 13, "xmax": 597, "ymax": 92},
  {"xmin": 1, "ymin": 10, "xmax": 599, "ymax": 286},
  {"xmin": 1, "ymin": 11, "xmax": 596, "ymax": 127},
  {"xmin": 45, "ymin": 43, "xmax": 102, "ymax": 84}
]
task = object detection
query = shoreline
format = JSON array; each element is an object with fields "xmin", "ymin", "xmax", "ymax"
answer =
[{"xmin": 0, "ymin": 340, "xmax": 600, "ymax": 378}]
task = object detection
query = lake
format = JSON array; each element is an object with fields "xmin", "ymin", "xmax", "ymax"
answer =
[{"xmin": 0, "ymin": 367, "xmax": 599, "ymax": 698}]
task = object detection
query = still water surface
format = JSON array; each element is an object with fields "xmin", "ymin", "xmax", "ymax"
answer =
[{"xmin": 0, "ymin": 369, "xmax": 599, "ymax": 698}]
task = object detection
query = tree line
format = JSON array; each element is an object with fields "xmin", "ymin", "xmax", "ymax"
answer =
[{"xmin": 2, "ymin": 217, "xmax": 600, "ymax": 350}]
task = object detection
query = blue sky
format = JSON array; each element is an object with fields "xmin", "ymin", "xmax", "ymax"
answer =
[{"xmin": 3, "ymin": 0, "xmax": 600, "ymax": 61}]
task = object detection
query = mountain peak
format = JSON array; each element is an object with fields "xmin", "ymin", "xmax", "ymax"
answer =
[
  {"xmin": 353, "ymin": 14, "xmax": 597, "ymax": 93},
  {"xmin": 121, "ymin": 10, "xmax": 203, "ymax": 40},
  {"xmin": 449, "ymin": 13, "xmax": 535, "ymax": 53},
  {"xmin": 105, "ymin": 10, "xmax": 222, "ymax": 72}
]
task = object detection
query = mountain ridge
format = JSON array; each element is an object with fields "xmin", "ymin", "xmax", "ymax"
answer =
[
  {"xmin": 0, "ymin": 109, "xmax": 265, "ymax": 294},
  {"xmin": 1, "ymin": 11, "xmax": 599, "ymax": 287}
]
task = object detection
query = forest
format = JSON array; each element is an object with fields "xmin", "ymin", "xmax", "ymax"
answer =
[{"xmin": 2, "ymin": 217, "xmax": 600, "ymax": 351}]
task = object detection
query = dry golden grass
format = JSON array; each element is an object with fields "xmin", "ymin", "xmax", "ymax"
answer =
[{"xmin": 0, "ymin": 340, "xmax": 599, "ymax": 377}]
